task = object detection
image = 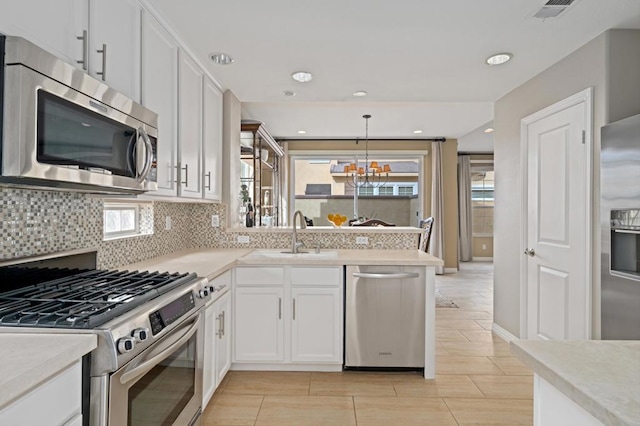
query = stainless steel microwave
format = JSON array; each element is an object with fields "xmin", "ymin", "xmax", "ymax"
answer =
[{"xmin": 0, "ymin": 35, "xmax": 158, "ymax": 193}]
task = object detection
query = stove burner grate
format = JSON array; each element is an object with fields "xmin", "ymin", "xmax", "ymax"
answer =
[{"xmin": 0, "ymin": 268, "xmax": 196, "ymax": 329}]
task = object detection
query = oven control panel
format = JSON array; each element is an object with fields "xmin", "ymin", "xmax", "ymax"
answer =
[{"xmin": 149, "ymin": 291, "xmax": 195, "ymax": 335}]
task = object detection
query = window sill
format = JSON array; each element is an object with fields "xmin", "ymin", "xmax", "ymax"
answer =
[{"xmin": 103, "ymin": 232, "xmax": 153, "ymax": 242}]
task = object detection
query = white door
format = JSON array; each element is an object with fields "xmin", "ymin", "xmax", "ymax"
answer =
[
  {"xmin": 234, "ymin": 287, "xmax": 284, "ymax": 362},
  {"xmin": 291, "ymin": 287, "xmax": 342, "ymax": 363},
  {"xmin": 0, "ymin": 0, "xmax": 88, "ymax": 70},
  {"xmin": 215, "ymin": 292, "xmax": 232, "ymax": 383},
  {"xmin": 141, "ymin": 11, "xmax": 179, "ymax": 196},
  {"xmin": 522, "ymin": 89, "xmax": 592, "ymax": 340},
  {"xmin": 178, "ymin": 50, "xmax": 204, "ymax": 198},
  {"xmin": 89, "ymin": 0, "xmax": 141, "ymax": 101},
  {"xmin": 203, "ymin": 78, "xmax": 223, "ymax": 201}
]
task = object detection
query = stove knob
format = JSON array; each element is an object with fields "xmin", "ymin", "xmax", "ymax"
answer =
[
  {"xmin": 208, "ymin": 285, "xmax": 215, "ymax": 293},
  {"xmin": 132, "ymin": 328, "xmax": 149, "ymax": 343},
  {"xmin": 197, "ymin": 288, "xmax": 209, "ymax": 299},
  {"xmin": 117, "ymin": 337, "xmax": 135, "ymax": 354}
]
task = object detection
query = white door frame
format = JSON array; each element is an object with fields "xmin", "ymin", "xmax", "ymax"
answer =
[{"xmin": 519, "ymin": 87, "xmax": 593, "ymax": 339}]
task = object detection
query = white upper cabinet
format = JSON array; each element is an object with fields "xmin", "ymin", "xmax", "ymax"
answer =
[
  {"xmin": 178, "ymin": 50, "xmax": 204, "ymax": 198},
  {"xmin": 89, "ymin": 0, "xmax": 141, "ymax": 101},
  {"xmin": 141, "ymin": 11, "xmax": 179, "ymax": 196},
  {"xmin": 0, "ymin": 0, "xmax": 88, "ymax": 70},
  {"xmin": 203, "ymin": 78, "xmax": 223, "ymax": 201},
  {"xmin": 0, "ymin": 0, "xmax": 140, "ymax": 101}
]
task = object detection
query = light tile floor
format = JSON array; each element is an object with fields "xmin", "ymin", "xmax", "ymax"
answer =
[{"xmin": 202, "ymin": 262, "xmax": 534, "ymax": 425}]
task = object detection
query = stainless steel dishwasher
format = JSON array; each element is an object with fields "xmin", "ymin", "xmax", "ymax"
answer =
[{"xmin": 345, "ymin": 265, "xmax": 425, "ymax": 369}]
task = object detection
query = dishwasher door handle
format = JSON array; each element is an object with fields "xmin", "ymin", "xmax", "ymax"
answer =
[{"xmin": 352, "ymin": 272, "xmax": 420, "ymax": 279}]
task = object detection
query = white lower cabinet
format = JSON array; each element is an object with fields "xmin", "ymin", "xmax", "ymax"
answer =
[
  {"xmin": 233, "ymin": 266, "xmax": 343, "ymax": 367},
  {"xmin": 203, "ymin": 272, "xmax": 233, "ymax": 408},
  {"xmin": 214, "ymin": 292, "xmax": 233, "ymax": 383},
  {"xmin": 0, "ymin": 360, "xmax": 82, "ymax": 426},
  {"xmin": 234, "ymin": 286, "xmax": 285, "ymax": 362},
  {"xmin": 291, "ymin": 286, "xmax": 342, "ymax": 363}
]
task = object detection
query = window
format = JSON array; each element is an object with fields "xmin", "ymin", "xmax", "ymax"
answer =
[
  {"xmin": 103, "ymin": 202, "xmax": 154, "ymax": 239},
  {"xmin": 471, "ymin": 170, "xmax": 494, "ymax": 236},
  {"xmin": 291, "ymin": 156, "xmax": 422, "ymax": 226},
  {"xmin": 378, "ymin": 186, "xmax": 394, "ymax": 196}
]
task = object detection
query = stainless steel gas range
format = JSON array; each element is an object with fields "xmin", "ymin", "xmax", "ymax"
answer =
[{"xmin": 0, "ymin": 249, "xmax": 216, "ymax": 426}]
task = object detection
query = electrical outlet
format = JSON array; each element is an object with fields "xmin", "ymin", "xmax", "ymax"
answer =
[
  {"xmin": 237, "ymin": 235, "xmax": 250, "ymax": 243},
  {"xmin": 482, "ymin": 244, "xmax": 487, "ymax": 250},
  {"xmin": 211, "ymin": 215, "xmax": 220, "ymax": 227},
  {"xmin": 355, "ymin": 236, "xmax": 369, "ymax": 245},
  {"xmin": 165, "ymin": 216, "xmax": 172, "ymax": 231}
]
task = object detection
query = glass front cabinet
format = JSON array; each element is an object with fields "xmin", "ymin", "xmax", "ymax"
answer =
[{"xmin": 240, "ymin": 121, "xmax": 284, "ymax": 227}]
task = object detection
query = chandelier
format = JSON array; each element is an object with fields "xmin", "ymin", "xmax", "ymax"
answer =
[{"xmin": 344, "ymin": 114, "xmax": 391, "ymax": 188}]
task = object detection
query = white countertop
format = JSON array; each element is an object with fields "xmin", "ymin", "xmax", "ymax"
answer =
[
  {"xmin": 121, "ymin": 248, "xmax": 443, "ymax": 279},
  {"xmin": 511, "ymin": 340, "xmax": 640, "ymax": 426},
  {"xmin": 0, "ymin": 333, "xmax": 97, "ymax": 409}
]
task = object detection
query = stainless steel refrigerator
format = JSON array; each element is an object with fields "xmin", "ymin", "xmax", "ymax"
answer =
[{"xmin": 601, "ymin": 113, "xmax": 640, "ymax": 340}]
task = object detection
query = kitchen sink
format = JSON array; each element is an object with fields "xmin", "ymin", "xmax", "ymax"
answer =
[{"xmin": 244, "ymin": 249, "xmax": 339, "ymax": 259}]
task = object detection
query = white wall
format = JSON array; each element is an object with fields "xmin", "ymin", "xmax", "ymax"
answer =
[{"xmin": 493, "ymin": 29, "xmax": 640, "ymax": 339}]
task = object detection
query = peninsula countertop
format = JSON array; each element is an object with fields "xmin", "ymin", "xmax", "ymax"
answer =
[
  {"xmin": 121, "ymin": 248, "xmax": 443, "ymax": 279},
  {"xmin": 510, "ymin": 339, "xmax": 640, "ymax": 426}
]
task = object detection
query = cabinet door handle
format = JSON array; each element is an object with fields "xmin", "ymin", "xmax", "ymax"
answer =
[
  {"xmin": 216, "ymin": 313, "xmax": 222, "ymax": 338},
  {"xmin": 181, "ymin": 163, "xmax": 189, "ymax": 187},
  {"xmin": 221, "ymin": 310, "xmax": 225, "ymax": 337},
  {"xmin": 173, "ymin": 165, "xmax": 179, "ymax": 184},
  {"xmin": 96, "ymin": 43, "xmax": 107, "ymax": 81},
  {"xmin": 293, "ymin": 298, "xmax": 296, "ymax": 320},
  {"xmin": 76, "ymin": 30, "xmax": 88, "ymax": 70},
  {"xmin": 205, "ymin": 171, "xmax": 212, "ymax": 190},
  {"xmin": 278, "ymin": 297, "xmax": 282, "ymax": 319}
]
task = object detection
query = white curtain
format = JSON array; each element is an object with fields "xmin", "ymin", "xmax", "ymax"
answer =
[
  {"xmin": 430, "ymin": 142, "xmax": 445, "ymax": 275},
  {"xmin": 458, "ymin": 155, "xmax": 473, "ymax": 262}
]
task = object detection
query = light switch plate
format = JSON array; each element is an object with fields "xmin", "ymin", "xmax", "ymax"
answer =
[
  {"xmin": 237, "ymin": 235, "xmax": 250, "ymax": 243},
  {"xmin": 165, "ymin": 216, "xmax": 172, "ymax": 231},
  {"xmin": 355, "ymin": 236, "xmax": 369, "ymax": 245},
  {"xmin": 211, "ymin": 215, "xmax": 220, "ymax": 227}
]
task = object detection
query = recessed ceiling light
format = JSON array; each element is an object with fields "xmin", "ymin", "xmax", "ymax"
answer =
[
  {"xmin": 484, "ymin": 127, "xmax": 495, "ymax": 133},
  {"xmin": 486, "ymin": 53, "xmax": 513, "ymax": 66},
  {"xmin": 283, "ymin": 90, "xmax": 296, "ymax": 97},
  {"xmin": 297, "ymin": 130, "xmax": 307, "ymax": 134},
  {"xmin": 413, "ymin": 130, "xmax": 423, "ymax": 134},
  {"xmin": 209, "ymin": 52, "xmax": 234, "ymax": 65},
  {"xmin": 353, "ymin": 91, "xmax": 368, "ymax": 97},
  {"xmin": 292, "ymin": 71, "xmax": 313, "ymax": 83}
]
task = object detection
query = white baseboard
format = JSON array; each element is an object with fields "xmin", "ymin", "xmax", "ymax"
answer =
[
  {"xmin": 492, "ymin": 323, "xmax": 519, "ymax": 343},
  {"xmin": 472, "ymin": 257, "xmax": 494, "ymax": 262},
  {"xmin": 444, "ymin": 267, "xmax": 458, "ymax": 273}
]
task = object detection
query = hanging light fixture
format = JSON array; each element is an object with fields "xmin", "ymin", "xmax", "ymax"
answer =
[{"xmin": 344, "ymin": 114, "xmax": 391, "ymax": 189}]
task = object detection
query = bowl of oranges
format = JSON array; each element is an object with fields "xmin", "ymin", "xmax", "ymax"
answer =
[{"xmin": 327, "ymin": 213, "xmax": 348, "ymax": 228}]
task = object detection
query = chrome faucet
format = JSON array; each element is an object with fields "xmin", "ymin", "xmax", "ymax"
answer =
[{"xmin": 291, "ymin": 210, "xmax": 307, "ymax": 253}]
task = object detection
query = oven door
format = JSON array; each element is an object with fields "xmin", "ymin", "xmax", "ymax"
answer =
[{"xmin": 109, "ymin": 310, "xmax": 203, "ymax": 426}]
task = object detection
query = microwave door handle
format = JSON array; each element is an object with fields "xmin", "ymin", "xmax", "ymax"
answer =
[
  {"xmin": 119, "ymin": 314, "xmax": 201, "ymax": 385},
  {"xmin": 136, "ymin": 127, "xmax": 154, "ymax": 183},
  {"xmin": 127, "ymin": 132, "xmax": 137, "ymax": 177}
]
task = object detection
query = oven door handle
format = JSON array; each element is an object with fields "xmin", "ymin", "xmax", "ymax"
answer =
[{"xmin": 119, "ymin": 314, "xmax": 201, "ymax": 385}]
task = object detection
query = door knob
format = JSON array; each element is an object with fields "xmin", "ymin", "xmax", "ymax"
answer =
[{"xmin": 524, "ymin": 248, "xmax": 535, "ymax": 257}]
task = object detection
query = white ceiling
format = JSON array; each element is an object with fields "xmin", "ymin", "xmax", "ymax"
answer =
[{"xmin": 149, "ymin": 0, "xmax": 640, "ymax": 150}]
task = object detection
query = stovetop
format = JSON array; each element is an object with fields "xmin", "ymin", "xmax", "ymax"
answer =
[{"xmin": 0, "ymin": 266, "xmax": 196, "ymax": 329}]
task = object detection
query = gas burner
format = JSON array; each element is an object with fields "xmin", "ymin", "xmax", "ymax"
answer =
[{"xmin": 0, "ymin": 268, "xmax": 196, "ymax": 329}]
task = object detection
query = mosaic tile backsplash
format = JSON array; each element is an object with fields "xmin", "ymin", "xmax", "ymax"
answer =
[{"xmin": 0, "ymin": 187, "xmax": 419, "ymax": 269}]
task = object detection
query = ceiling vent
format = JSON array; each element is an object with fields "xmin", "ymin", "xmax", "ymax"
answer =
[{"xmin": 531, "ymin": 0, "xmax": 579, "ymax": 20}]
